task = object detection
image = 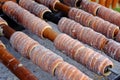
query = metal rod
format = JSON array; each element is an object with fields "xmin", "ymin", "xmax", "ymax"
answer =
[
  {"xmin": 108, "ymin": 68, "xmax": 119, "ymax": 75},
  {"xmin": 114, "ymin": 74, "xmax": 120, "ymax": 80}
]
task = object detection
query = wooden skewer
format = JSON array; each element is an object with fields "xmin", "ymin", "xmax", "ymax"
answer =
[
  {"xmin": 39, "ymin": 1, "xmax": 119, "ymax": 39},
  {"xmin": 1, "ymin": 0, "xmax": 116, "ymax": 79},
  {"xmin": 44, "ymin": 12, "xmax": 119, "ymax": 75},
  {"xmin": 50, "ymin": 2, "xmax": 119, "ymax": 38},
  {"xmin": 18, "ymin": 0, "xmax": 120, "ymax": 64},
  {"xmin": 18, "ymin": 0, "xmax": 120, "ymax": 77},
  {"xmin": 0, "ymin": 19, "xmax": 60, "ymax": 78},
  {"xmin": 6, "ymin": 26, "xmax": 113, "ymax": 77},
  {"xmin": 55, "ymin": 2, "xmax": 70, "ymax": 14},
  {"xmin": 38, "ymin": 5, "xmax": 120, "ymax": 64},
  {"xmin": 43, "ymin": 13, "xmax": 120, "ymax": 77},
  {"xmin": 2, "ymin": 1, "xmax": 116, "ymax": 76},
  {"xmin": 0, "ymin": 19, "xmax": 93, "ymax": 80},
  {"xmin": 61, "ymin": 0, "xmax": 82, "ymax": 7},
  {"xmin": 91, "ymin": 0, "xmax": 96, "ymax": 2},
  {"xmin": 2, "ymin": 21, "xmax": 58, "ymax": 41},
  {"xmin": 1, "ymin": 2, "xmax": 58, "ymax": 41},
  {"xmin": 2, "ymin": 1, "xmax": 59, "ymax": 42},
  {"xmin": 4, "ymin": 0, "xmax": 119, "ymax": 78},
  {"xmin": 0, "ymin": 40, "xmax": 38, "ymax": 80},
  {"xmin": 35, "ymin": 0, "xmax": 71, "ymax": 14},
  {"xmin": 2, "ymin": 24, "xmax": 119, "ymax": 78},
  {"xmin": 18, "ymin": 0, "xmax": 106, "ymax": 50},
  {"xmin": 33, "ymin": 0, "xmax": 120, "ymax": 33},
  {"xmin": 43, "ymin": 28, "xmax": 58, "ymax": 41},
  {"xmin": 1, "ymin": 24, "xmax": 15, "ymax": 39},
  {"xmin": 1, "ymin": 11, "xmax": 58, "ymax": 44}
]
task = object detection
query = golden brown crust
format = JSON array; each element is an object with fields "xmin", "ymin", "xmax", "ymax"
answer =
[
  {"xmin": 30, "ymin": 44, "xmax": 64, "ymax": 76},
  {"xmin": 80, "ymin": 1, "xmax": 101, "ymax": 15},
  {"xmin": 19, "ymin": 0, "xmax": 51, "ymax": 19},
  {"xmin": 97, "ymin": 6, "xmax": 120, "ymax": 26},
  {"xmin": 54, "ymin": 33, "xmax": 85, "ymax": 58},
  {"xmin": 115, "ymin": 31, "xmax": 120, "ymax": 42},
  {"xmin": 35, "ymin": 0, "xmax": 60, "ymax": 11},
  {"xmin": 69, "ymin": 8, "xmax": 120, "ymax": 39},
  {"xmin": 2, "ymin": 1, "xmax": 52, "ymax": 38},
  {"xmin": 55, "ymin": 62, "xmax": 91, "ymax": 80},
  {"xmin": 58, "ymin": 17, "xmax": 108, "ymax": 50},
  {"xmin": 10, "ymin": 31, "xmax": 39, "ymax": 58},
  {"xmin": 54, "ymin": 33, "xmax": 113, "ymax": 76},
  {"xmin": 104, "ymin": 39, "xmax": 120, "ymax": 61}
]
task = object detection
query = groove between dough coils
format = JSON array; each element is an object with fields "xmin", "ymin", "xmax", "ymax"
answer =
[
  {"xmin": 30, "ymin": 45, "xmax": 64, "ymax": 75},
  {"xmin": 54, "ymin": 33, "xmax": 113, "ymax": 76},
  {"xmin": 80, "ymin": 0, "xmax": 120, "ymax": 26},
  {"xmin": 90, "ymin": 16, "xmax": 119, "ymax": 39},
  {"xmin": 55, "ymin": 62, "xmax": 92, "ymax": 80},
  {"xmin": 10, "ymin": 31, "xmax": 64, "ymax": 75},
  {"xmin": 9, "ymin": 31, "xmax": 92, "ymax": 79},
  {"xmin": 10, "ymin": 31, "xmax": 39, "ymax": 58},
  {"xmin": 80, "ymin": 0, "xmax": 101, "ymax": 16},
  {"xmin": 116, "ymin": 31, "xmax": 120, "ymax": 42},
  {"xmin": 19, "ymin": 0, "xmax": 51, "ymax": 19},
  {"xmin": 35, "ymin": 0, "xmax": 60, "ymax": 11},
  {"xmin": 2, "ymin": 1, "xmax": 52, "ymax": 38},
  {"xmin": 97, "ymin": 6, "xmax": 120, "ymax": 27},
  {"xmin": 0, "ymin": 40, "xmax": 38, "ymax": 80},
  {"xmin": 69, "ymin": 8, "xmax": 92, "ymax": 27},
  {"xmin": 58, "ymin": 17, "xmax": 108, "ymax": 50},
  {"xmin": 68, "ymin": 8, "xmax": 119, "ymax": 39},
  {"xmin": 104, "ymin": 39, "xmax": 120, "ymax": 61}
]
